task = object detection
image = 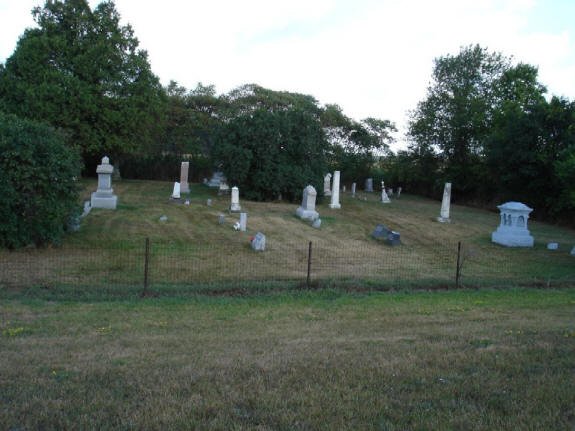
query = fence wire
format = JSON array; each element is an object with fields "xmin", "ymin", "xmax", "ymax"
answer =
[{"xmin": 1, "ymin": 238, "xmax": 574, "ymax": 298}]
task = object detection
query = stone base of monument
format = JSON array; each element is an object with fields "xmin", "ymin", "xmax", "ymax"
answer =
[
  {"xmin": 328, "ymin": 203, "xmax": 341, "ymax": 209},
  {"xmin": 436, "ymin": 216, "xmax": 450, "ymax": 223},
  {"xmin": 296, "ymin": 206, "xmax": 319, "ymax": 221},
  {"xmin": 230, "ymin": 203, "xmax": 241, "ymax": 212},
  {"xmin": 91, "ymin": 192, "xmax": 117, "ymax": 209},
  {"xmin": 491, "ymin": 229, "xmax": 534, "ymax": 247}
]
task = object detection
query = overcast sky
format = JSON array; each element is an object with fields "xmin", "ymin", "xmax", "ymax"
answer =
[{"xmin": 1, "ymin": 0, "xmax": 574, "ymax": 150}]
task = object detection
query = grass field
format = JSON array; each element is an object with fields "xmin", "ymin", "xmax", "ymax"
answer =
[
  {"xmin": 1, "ymin": 288, "xmax": 574, "ymax": 430},
  {"xmin": 0, "ymin": 179, "xmax": 574, "ymax": 293}
]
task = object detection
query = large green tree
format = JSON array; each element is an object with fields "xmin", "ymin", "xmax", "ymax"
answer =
[
  {"xmin": 0, "ymin": 0, "xmax": 165, "ymax": 163},
  {"xmin": 213, "ymin": 108, "xmax": 328, "ymax": 201}
]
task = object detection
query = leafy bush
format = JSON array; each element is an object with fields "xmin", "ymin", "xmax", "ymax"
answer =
[
  {"xmin": 0, "ymin": 112, "xmax": 82, "ymax": 248},
  {"xmin": 213, "ymin": 109, "xmax": 328, "ymax": 201}
]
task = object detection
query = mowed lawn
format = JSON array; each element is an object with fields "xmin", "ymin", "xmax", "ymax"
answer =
[{"xmin": 1, "ymin": 288, "xmax": 574, "ymax": 430}]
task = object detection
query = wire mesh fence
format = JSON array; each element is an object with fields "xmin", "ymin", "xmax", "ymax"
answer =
[{"xmin": 1, "ymin": 237, "xmax": 574, "ymax": 298}]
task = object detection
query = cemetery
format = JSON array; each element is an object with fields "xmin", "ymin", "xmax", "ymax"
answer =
[{"xmin": 2, "ymin": 174, "xmax": 573, "ymax": 294}]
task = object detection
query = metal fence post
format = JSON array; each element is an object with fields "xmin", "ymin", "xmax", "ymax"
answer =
[
  {"xmin": 142, "ymin": 237, "xmax": 150, "ymax": 296},
  {"xmin": 307, "ymin": 241, "xmax": 312, "ymax": 288},
  {"xmin": 455, "ymin": 241, "xmax": 462, "ymax": 289}
]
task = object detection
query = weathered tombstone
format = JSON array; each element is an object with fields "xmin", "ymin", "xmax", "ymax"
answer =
[
  {"xmin": 323, "ymin": 173, "xmax": 332, "ymax": 196},
  {"xmin": 329, "ymin": 171, "xmax": 341, "ymax": 209},
  {"xmin": 372, "ymin": 224, "xmax": 401, "ymax": 246},
  {"xmin": 437, "ymin": 182, "xmax": 451, "ymax": 222},
  {"xmin": 381, "ymin": 181, "xmax": 390, "ymax": 203},
  {"xmin": 397, "ymin": 187, "xmax": 402, "ymax": 198},
  {"xmin": 218, "ymin": 213, "xmax": 225, "ymax": 224},
  {"xmin": 491, "ymin": 201, "xmax": 534, "ymax": 247},
  {"xmin": 351, "ymin": 182, "xmax": 357, "ymax": 197},
  {"xmin": 296, "ymin": 185, "xmax": 319, "ymax": 221},
  {"xmin": 251, "ymin": 232, "xmax": 266, "ymax": 251},
  {"xmin": 81, "ymin": 200, "xmax": 91, "ymax": 218},
  {"xmin": 547, "ymin": 242, "xmax": 559, "ymax": 250},
  {"xmin": 171, "ymin": 182, "xmax": 181, "ymax": 199},
  {"xmin": 218, "ymin": 181, "xmax": 230, "ymax": 195},
  {"xmin": 365, "ymin": 178, "xmax": 373, "ymax": 192},
  {"xmin": 312, "ymin": 218, "xmax": 322, "ymax": 229},
  {"xmin": 207, "ymin": 171, "xmax": 226, "ymax": 188},
  {"xmin": 239, "ymin": 212, "xmax": 247, "ymax": 232},
  {"xmin": 180, "ymin": 162, "xmax": 190, "ymax": 193},
  {"xmin": 207, "ymin": 199, "xmax": 212, "ymax": 206},
  {"xmin": 90, "ymin": 156, "xmax": 118, "ymax": 209},
  {"xmin": 230, "ymin": 186, "xmax": 241, "ymax": 211}
]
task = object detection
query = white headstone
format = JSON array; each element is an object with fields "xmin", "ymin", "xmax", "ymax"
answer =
[
  {"xmin": 312, "ymin": 218, "xmax": 322, "ymax": 229},
  {"xmin": 397, "ymin": 187, "xmax": 402, "ymax": 198},
  {"xmin": 239, "ymin": 212, "xmax": 247, "ymax": 232},
  {"xmin": 365, "ymin": 178, "xmax": 373, "ymax": 192},
  {"xmin": 230, "ymin": 186, "xmax": 241, "ymax": 211},
  {"xmin": 381, "ymin": 181, "xmax": 390, "ymax": 203},
  {"xmin": 90, "ymin": 156, "xmax": 118, "ymax": 209},
  {"xmin": 491, "ymin": 201, "xmax": 534, "ymax": 247},
  {"xmin": 296, "ymin": 185, "xmax": 319, "ymax": 221},
  {"xmin": 351, "ymin": 182, "xmax": 356, "ymax": 197},
  {"xmin": 323, "ymin": 173, "xmax": 332, "ymax": 196},
  {"xmin": 251, "ymin": 232, "xmax": 266, "ymax": 251},
  {"xmin": 547, "ymin": 242, "xmax": 558, "ymax": 250},
  {"xmin": 171, "ymin": 182, "xmax": 181, "ymax": 199},
  {"xmin": 437, "ymin": 182, "xmax": 451, "ymax": 222},
  {"xmin": 180, "ymin": 162, "xmax": 190, "ymax": 193},
  {"xmin": 329, "ymin": 171, "xmax": 341, "ymax": 209}
]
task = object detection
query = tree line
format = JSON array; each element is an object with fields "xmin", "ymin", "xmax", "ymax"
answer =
[{"xmin": 0, "ymin": 1, "xmax": 573, "ymax": 247}]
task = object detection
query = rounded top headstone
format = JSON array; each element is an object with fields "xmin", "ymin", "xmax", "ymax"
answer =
[
  {"xmin": 102, "ymin": 156, "xmax": 110, "ymax": 164},
  {"xmin": 497, "ymin": 201, "xmax": 533, "ymax": 213}
]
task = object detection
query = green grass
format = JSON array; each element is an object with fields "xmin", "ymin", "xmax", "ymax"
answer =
[{"xmin": 1, "ymin": 288, "xmax": 574, "ymax": 429}]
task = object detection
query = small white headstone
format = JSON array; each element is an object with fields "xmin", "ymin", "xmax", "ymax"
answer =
[
  {"xmin": 547, "ymin": 242, "xmax": 559, "ymax": 250},
  {"xmin": 159, "ymin": 215, "xmax": 168, "ymax": 222},
  {"xmin": 251, "ymin": 232, "xmax": 266, "ymax": 251},
  {"xmin": 230, "ymin": 186, "xmax": 241, "ymax": 212},
  {"xmin": 323, "ymin": 173, "xmax": 332, "ymax": 196},
  {"xmin": 381, "ymin": 181, "xmax": 390, "ymax": 203},
  {"xmin": 437, "ymin": 182, "xmax": 451, "ymax": 222},
  {"xmin": 171, "ymin": 182, "xmax": 181, "ymax": 199},
  {"xmin": 296, "ymin": 185, "xmax": 319, "ymax": 221},
  {"xmin": 218, "ymin": 214, "xmax": 225, "ymax": 224},
  {"xmin": 351, "ymin": 182, "xmax": 356, "ymax": 197},
  {"xmin": 312, "ymin": 218, "xmax": 321, "ymax": 229},
  {"xmin": 329, "ymin": 171, "xmax": 341, "ymax": 209},
  {"xmin": 239, "ymin": 213, "xmax": 247, "ymax": 232},
  {"xmin": 207, "ymin": 199, "xmax": 212, "ymax": 206}
]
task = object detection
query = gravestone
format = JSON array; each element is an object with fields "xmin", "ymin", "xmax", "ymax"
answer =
[
  {"xmin": 296, "ymin": 185, "xmax": 319, "ymax": 221},
  {"xmin": 171, "ymin": 182, "xmax": 181, "ymax": 199},
  {"xmin": 365, "ymin": 178, "xmax": 373, "ymax": 192},
  {"xmin": 251, "ymin": 232, "xmax": 266, "ymax": 251},
  {"xmin": 207, "ymin": 171, "xmax": 226, "ymax": 188},
  {"xmin": 323, "ymin": 173, "xmax": 332, "ymax": 196},
  {"xmin": 218, "ymin": 213, "xmax": 225, "ymax": 224},
  {"xmin": 381, "ymin": 181, "xmax": 390, "ymax": 203},
  {"xmin": 81, "ymin": 201, "xmax": 91, "ymax": 218},
  {"xmin": 159, "ymin": 215, "xmax": 168, "ymax": 222},
  {"xmin": 351, "ymin": 182, "xmax": 356, "ymax": 197},
  {"xmin": 491, "ymin": 201, "xmax": 534, "ymax": 247},
  {"xmin": 437, "ymin": 182, "xmax": 451, "ymax": 222},
  {"xmin": 230, "ymin": 186, "xmax": 241, "ymax": 212},
  {"xmin": 312, "ymin": 218, "xmax": 322, "ymax": 229},
  {"xmin": 547, "ymin": 242, "xmax": 558, "ymax": 250},
  {"xmin": 90, "ymin": 156, "xmax": 118, "ymax": 209},
  {"xmin": 207, "ymin": 199, "xmax": 212, "ymax": 206},
  {"xmin": 329, "ymin": 171, "xmax": 341, "ymax": 209},
  {"xmin": 343, "ymin": 185, "xmax": 346, "ymax": 193},
  {"xmin": 218, "ymin": 181, "xmax": 230, "ymax": 194},
  {"xmin": 180, "ymin": 162, "xmax": 190, "ymax": 193},
  {"xmin": 372, "ymin": 224, "xmax": 401, "ymax": 246},
  {"xmin": 388, "ymin": 188, "xmax": 393, "ymax": 197},
  {"xmin": 240, "ymin": 212, "xmax": 247, "ymax": 232},
  {"xmin": 397, "ymin": 187, "xmax": 402, "ymax": 198},
  {"xmin": 67, "ymin": 215, "xmax": 81, "ymax": 232}
]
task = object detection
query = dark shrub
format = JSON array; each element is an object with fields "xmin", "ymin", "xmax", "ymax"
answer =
[{"xmin": 0, "ymin": 113, "xmax": 82, "ymax": 248}]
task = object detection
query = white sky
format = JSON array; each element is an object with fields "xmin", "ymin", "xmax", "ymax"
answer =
[{"xmin": 1, "ymin": 0, "xmax": 574, "ymax": 151}]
